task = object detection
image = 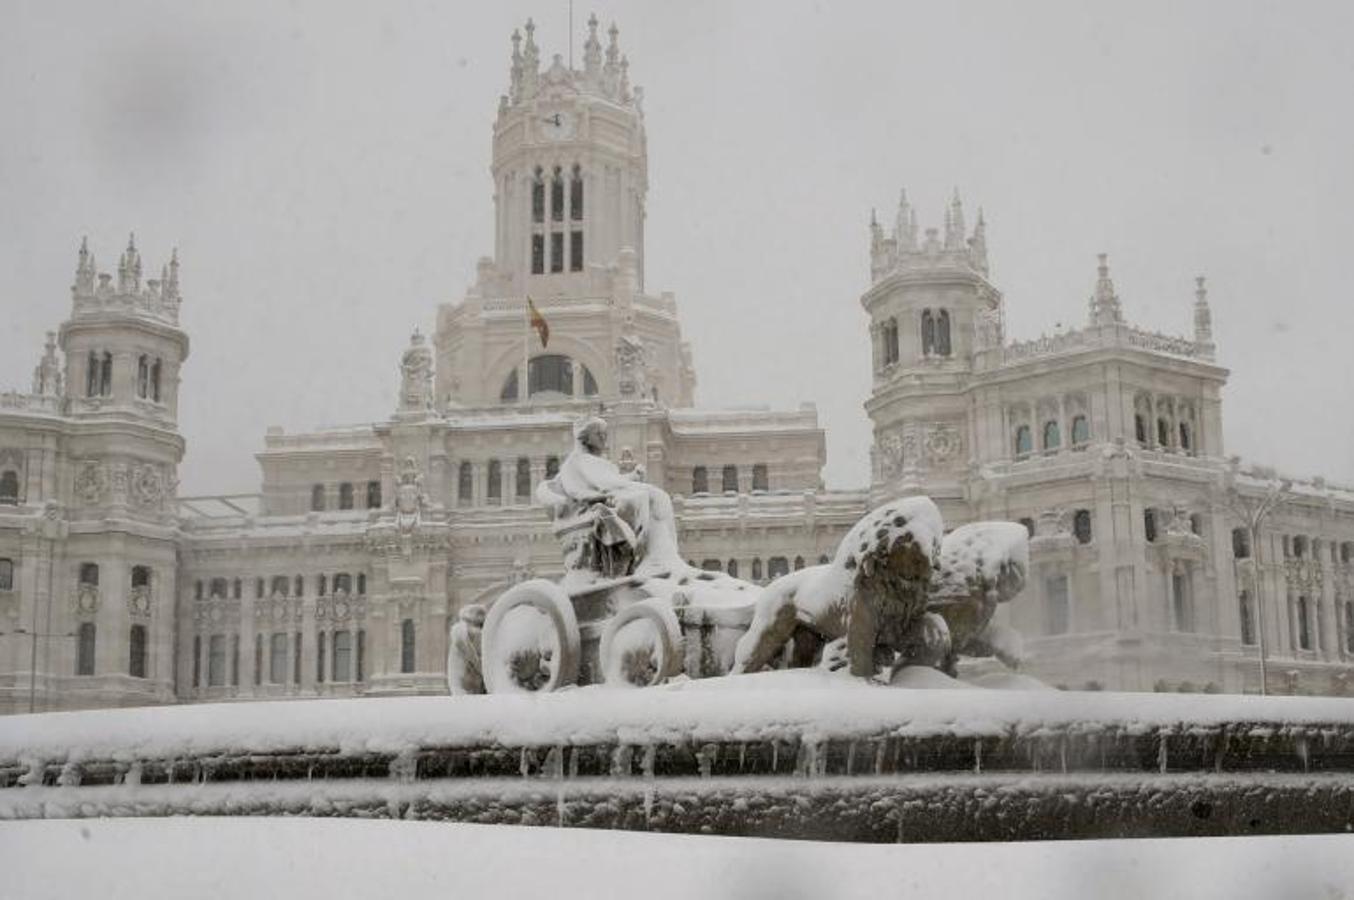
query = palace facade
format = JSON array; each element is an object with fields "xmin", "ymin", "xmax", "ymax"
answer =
[{"xmin": 1, "ymin": 17, "xmax": 1352, "ymax": 713}]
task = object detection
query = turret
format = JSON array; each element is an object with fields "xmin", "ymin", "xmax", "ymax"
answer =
[{"xmin": 867, "ymin": 187, "xmax": 990, "ymax": 283}]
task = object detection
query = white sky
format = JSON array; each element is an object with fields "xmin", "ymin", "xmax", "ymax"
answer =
[{"xmin": 2, "ymin": 0, "xmax": 1351, "ymax": 494}]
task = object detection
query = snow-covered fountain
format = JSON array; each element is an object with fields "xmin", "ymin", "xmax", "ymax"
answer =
[{"xmin": 2, "ymin": 416, "xmax": 1353, "ymax": 842}]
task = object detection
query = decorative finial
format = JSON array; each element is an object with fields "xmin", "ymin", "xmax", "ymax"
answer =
[
  {"xmin": 1089, "ymin": 253, "xmax": 1123, "ymax": 325},
  {"xmin": 127, "ymin": 232, "xmax": 136, "ymax": 252},
  {"xmin": 1195, "ymin": 275, "xmax": 1207, "ymax": 301}
]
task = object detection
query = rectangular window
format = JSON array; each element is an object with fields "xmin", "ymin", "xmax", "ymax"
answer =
[
  {"xmin": 254, "ymin": 634, "xmax": 263, "ymax": 685},
  {"xmin": 230, "ymin": 635, "xmax": 240, "ymax": 686},
  {"xmin": 531, "ymin": 234, "xmax": 544, "ymax": 274},
  {"xmin": 356, "ymin": 630, "xmax": 366, "ymax": 682},
  {"xmin": 551, "ymin": 177, "xmax": 564, "ymax": 221},
  {"xmin": 366, "ymin": 480, "xmax": 382, "ymax": 509},
  {"xmin": 129, "ymin": 624, "xmax": 147, "ymax": 678},
  {"xmin": 550, "ymin": 233, "xmax": 564, "ymax": 273},
  {"xmin": 532, "ymin": 180, "xmax": 544, "ymax": 223},
  {"xmin": 208, "ymin": 634, "xmax": 226, "ymax": 686},
  {"xmin": 1045, "ymin": 575, "xmax": 1070, "ymax": 635},
  {"xmin": 270, "ymin": 633, "xmax": 287, "ymax": 684},
  {"xmin": 192, "ymin": 634, "xmax": 201, "ymax": 687},
  {"xmin": 570, "ymin": 172, "xmax": 583, "ymax": 220},
  {"xmin": 401, "ymin": 619, "xmax": 416, "ymax": 674},
  {"xmin": 1172, "ymin": 573, "xmax": 1194, "ymax": 633},
  {"xmin": 294, "ymin": 632, "xmax": 302, "ymax": 684},
  {"xmin": 570, "ymin": 230, "xmax": 583, "ymax": 272},
  {"xmin": 317, "ymin": 632, "xmax": 326, "ymax": 683},
  {"xmin": 333, "ymin": 630, "xmax": 352, "ymax": 682},
  {"xmin": 77, "ymin": 622, "xmax": 97, "ymax": 671}
]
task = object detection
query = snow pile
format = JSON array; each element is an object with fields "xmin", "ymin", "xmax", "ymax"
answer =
[{"xmin": 2, "ymin": 817, "xmax": 1352, "ymax": 900}]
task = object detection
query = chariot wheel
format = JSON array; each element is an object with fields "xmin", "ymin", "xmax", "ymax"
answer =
[
  {"xmin": 599, "ymin": 598, "xmax": 684, "ymax": 688},
  {"xmin": 482, "ymin": 579, "xmax": 581, "ymax": 694}
]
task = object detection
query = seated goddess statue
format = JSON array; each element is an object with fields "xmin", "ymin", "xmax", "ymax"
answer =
[{"xmin": 536, "ymin": 417, "xmax": 683, "ymax": 585}]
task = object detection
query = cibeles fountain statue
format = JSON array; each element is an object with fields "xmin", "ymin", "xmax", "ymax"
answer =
[{"xmin": 448, "ymin": 416, "xmax": 1030, "ymax": 695}]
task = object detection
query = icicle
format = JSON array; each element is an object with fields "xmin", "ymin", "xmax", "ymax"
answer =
[
  {"xmin": 611, "ymin": 744, "xmax": 632, "ymax": 777},
  {"xmin": 697, "ymin": 744, "xmax": 716, "ymax": 779},
  {"xmin": 738, "ymin": 742, "xmax": 747, "ymax": 772},
  {"xmin": 520, "ymin": 747, "xmax": 531, "ymax": 778},
  {"xmin": 641, "ymin": 744, "xmax": 656, "ymax": 781},
  {"xmin": 1296, "ymin": 732, "xmax": 1310, "ymax": 772},
  {"xmin": 1158, "ymin": 732, "xmax": 1169, "ymax": 774},
  {"xmin": 846, "ymin": 740, "xmax": 857, "ymax": 776},
  {"xmin": 771, "ymin": 740, "xmax": 779, "ymax": 773},
  {"xmin": 874, "ymin": 740, "xmax": 887, "ymax": 776},
  {"xmin": 974, "ymin": 738, "xmax": 983, "ymax": 775}
]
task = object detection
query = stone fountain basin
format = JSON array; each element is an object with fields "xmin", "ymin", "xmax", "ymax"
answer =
[{"xmin": 2, "ymin": 676, "xmax": 1352, "ymax": 841}]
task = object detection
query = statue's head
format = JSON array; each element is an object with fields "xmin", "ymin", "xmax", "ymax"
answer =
[
  {"xmin": 573, "ymin": 416, "xmax": 608, "ymax": 454},
  {"xmin": 459, "ymin": 604, "xmax": 487, "ymax": 627}
]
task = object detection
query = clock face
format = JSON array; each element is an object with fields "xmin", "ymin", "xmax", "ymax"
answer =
[{"xmin": 541, "ymin": 110, "xmax": 576, "ymax": 141}]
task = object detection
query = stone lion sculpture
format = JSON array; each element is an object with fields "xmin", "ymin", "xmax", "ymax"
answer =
[{"xmin": 732, "ymin": 497, "xmax": 1028, "ymax": 680}]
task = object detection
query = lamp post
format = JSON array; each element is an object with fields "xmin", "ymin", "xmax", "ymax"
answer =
[{"xmin": 1224, "ymin": 475, "xmax": 1292, "ymax": 696}]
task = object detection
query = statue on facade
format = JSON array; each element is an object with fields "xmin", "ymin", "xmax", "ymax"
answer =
[
  {"xmin": 394, "ymin": 456, "xmax": 428, "ymax": 533},
  {"xmin": 398, "ymin": 330, "xmax": 434, "ymax": 412},
  {"xmin": 447, "ymin": 604, "xmax": 487, "ymax": 695}
]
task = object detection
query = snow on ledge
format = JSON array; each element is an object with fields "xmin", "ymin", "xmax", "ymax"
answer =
[{"xmin": 2, "ymin": 673, "xmax": 1353, "ymax": 764}]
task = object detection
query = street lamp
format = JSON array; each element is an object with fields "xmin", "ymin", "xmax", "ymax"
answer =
[
  {"xmin": 1224, "ymin": 474, "xmax": 1292, "ymax": 696},
  {"xmin": 1, "ymin": 628, "xmax": 76, "ymax": 713}
]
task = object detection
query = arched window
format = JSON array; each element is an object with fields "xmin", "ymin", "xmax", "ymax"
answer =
[
  {"xmin": 130, "ymin": 565, "xmax": 150, "ymax": 589},
  {"xmin": 129, "ymin": 624, "xmax": 147, "ymax": 678},
  {"xmin": 487, "ymin": 460, "xmax": 502, "ymax": 504},
  {"xmin": 751, "ymin": 558, "xmax": 763, "ymax": 581},
  {"xmin": 516, "ymin": 457, "xmax": 532, "ymax": 501},
  {"xmin": 86, "ymin": 351, "xmax": 99, "ymax": 396},
  {"xmin": 401, "ymin": 619, "xmax": 416, "ymax": 673},
  {"xmin": 751, "ymin": 464, "xmax": 768, "ymax": 492},
  {"xmin": 546, "ymin": 456, "xmax": 560, "ymax": 479},
  {"xmin": 936, "ymin": 310, "xmax": 951, "ymax": 356},
  {"xmin": 531, "ymin": 166, "xmax": 545, "ymax": 224},
  {"xmin": 692, "ymin": 466, "xmax": 708, "ymax": 494},
  {"xmin": 1179, "ymin": 421, "xmax": 1192, "ymax": 452},
  {"xmin": 921, "ymin": 309, "xmax": 936, "ymax": 355},
  {"xmin": 209, "ymin": 577, "xmax": 227, "ymax": 598},
  {"xmin": 334, "ymin": 573, "xmax": 352, "ymax": 595},
  {"xmin": 269, "ymin": 633, "xmax": 288, "ymax": 684},
  {"xmin": 1144, "ymin": 509, "xmax": 1158, "ymax": 543},
  {"xmin": 1294, "ymin": 536, "xmax": 1308, "ymax": 559},
  {"xmin": 722, "ymin": 465, "xmax": 738, "ymax": 494},
  {"xmin": 310, "ymin": 484, "xmax": 326, "ymax": 512},
  {"xmin": 1297, "ymin": 596, "xmax": 1312, "ymax": 650},
  {"xmin": 1071, "ymin": 415, "xmax": 1090, "ymax": 447},
  {"xmin": 818, "ymin": 554, "xmax": 830, "ymax": 565},
  {"xmin": 768, "ymin": 557, "xmax": 790, "ymax": 579},
  {"xmin": 1073, "ymin": 510, "xmax": 1092, "ymax": 544},
  {"xmin": 99, "ymin": 352, "xmax": 112, "ymax": 396},
  {"xmin": 270, "ymin": 575, "xmax": 290, "ymax": 597},
  {"xmin": 500, "ymin": 368, "xmax": 519, "ymax": 402},
  {"xmin": 1157, "ymin": 417, "xmax": 1170, "ymax": 448},
  {"xmin": 883, "ymin": 318, "xmax": 899, "ymax": 365},
  {"xmin": 551, "ymin": 166, "xmax": 565, "ymax": 222},
  {"xmin": 317, "ymin": 574, "xmax": 327, "ymax": 596},
  {"xmin": 1239, "ymin": 591, "xmax": 1255, "ymax": 645},
  {"xmin": 1014, "ymin": 425, "xmax": 1032, "ymax": 458},
  {"xmin": 726, "ymin": 559, "xmax": 739, "ymax": 578},
  {"xmin": 0, "ymin": 470, "xmax": 18, "ymax": 505},
  {"xmin": 77, "ymin": 622, "xmax": 96, "ymax": 676},
  {"xmin": 338, "ymin": 482, "xmax": 354, "ymax": 510},
  {"xmin": 79, "ymin": 563, "xmax": 99, "ymax": 586},
  {"xmin": 293, "ymin": 575, "xmax": 304, "ymax": 597},
  {"xmin": 794, "ymin": 556, "xmax": 805, "ymax": 571},
  {"xmin": 333, "ymin": 630, "xmax": 353, "ymax": 681},
  {"xmin": 529, "ymin": 355, "xmax": 573, "ymax": 395},
  {"xmin": 1042, "ymin": 420, "xmax": 1061, "ymax": 452},
  {"xmin": 1134, "ymin": 414, "xmax": 1148, "ymax": 445},
  {"xmin": 366, "ymin": 480, "xmax": 382, "ymax": 509},
  {"xmin": 316, "ymin": 632, "xmax": 326, "ymax": 683},
  {"xmin": 1172, "ymin": 571, "xmax": 1193, "ymax": 632},
  {"xmin": 357, "ymin": 573, "xmax": 366, "ymax": 595},
  {"xmin": 150, "ymin": 359, "xmax": 161, "ymax": 402},
  {"xmin": 1045, "ymin": 574, "xmax": 1070, "ymax": 635},
  {"xmin": 0, "ymin": 558, "xmax": 13, "ymax": 591},
  {"xmin": 570, "ymin": 164, "xmax": 584, "ymax": 221},
  {"xmin": 458, "ymin": 461, "xmax": 474, "ymax": 506},
  {"xmin": 137, "ymin": 355, "xmax": 149, "ymax": 398}
]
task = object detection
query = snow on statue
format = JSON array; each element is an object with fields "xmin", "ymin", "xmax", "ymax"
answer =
[{"xmin": 449, "ymin": 415, "xmax": 1032, "ymax": 694}]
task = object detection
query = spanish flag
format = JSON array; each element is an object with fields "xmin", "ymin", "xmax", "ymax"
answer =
[{"xmin": 527, "ymin": 296, "xmax": 550, "ymax": 348}]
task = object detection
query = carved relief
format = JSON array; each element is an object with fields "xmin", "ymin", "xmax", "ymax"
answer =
[
  {"xmin": 128, "ymin": 586, "xmax": 153, "ymax": 618},
  {"xmin": 924, "ymin": 424, "xmax": 962, "ymax": 464},
  {"xmin": 74, "ymin": 460, "xmax": 107, "ymax": 505},
  {"xmin": 72, "ymin": 584, "xmax": 99, "ymax": 616},
  {"xmin": 131, "ymin": 464, "xmax": 165, "ymax": 509}
]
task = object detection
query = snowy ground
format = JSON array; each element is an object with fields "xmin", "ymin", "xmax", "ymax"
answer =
[{"xmin": 1, "ymin": 817, "xmax": 1350, "ymax": 900}]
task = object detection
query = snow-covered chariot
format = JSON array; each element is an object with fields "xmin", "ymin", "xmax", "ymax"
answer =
[{"xmin": 449, "ymin": 416, "xmax": 1031, "ymax": 695}]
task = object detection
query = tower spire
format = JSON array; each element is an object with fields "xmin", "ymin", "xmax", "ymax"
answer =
[
  {"xmin": 583, "ymin": 13, "xmax": 602, "ymax": 80},
  {"xmin": 1193, "ymin": 275, "xmax": 1215, "ymax": 359},
  {"xmin": 944, "ymin": 188, "xmax": 966, "ymax": 250},
  {"xmin": 969, "ymin": 207, "xmax": 989, "ymax": 276},
  {"xmin": 895, "ymin": 189, "xmax": 916, "ymax": 251},
  {"xmin": 1088, "ymin": 253, "xmax": 1124, "ymax": 325}
]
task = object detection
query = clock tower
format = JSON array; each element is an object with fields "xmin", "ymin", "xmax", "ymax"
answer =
[{"xmin": 485, "ymin": 15, "xmax": 648, "ymax": 296}]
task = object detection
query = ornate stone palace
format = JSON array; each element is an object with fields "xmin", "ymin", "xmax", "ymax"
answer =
[{"xmin": 1, "ymin": 18, "xmax": 1352, "ymax": 712}]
